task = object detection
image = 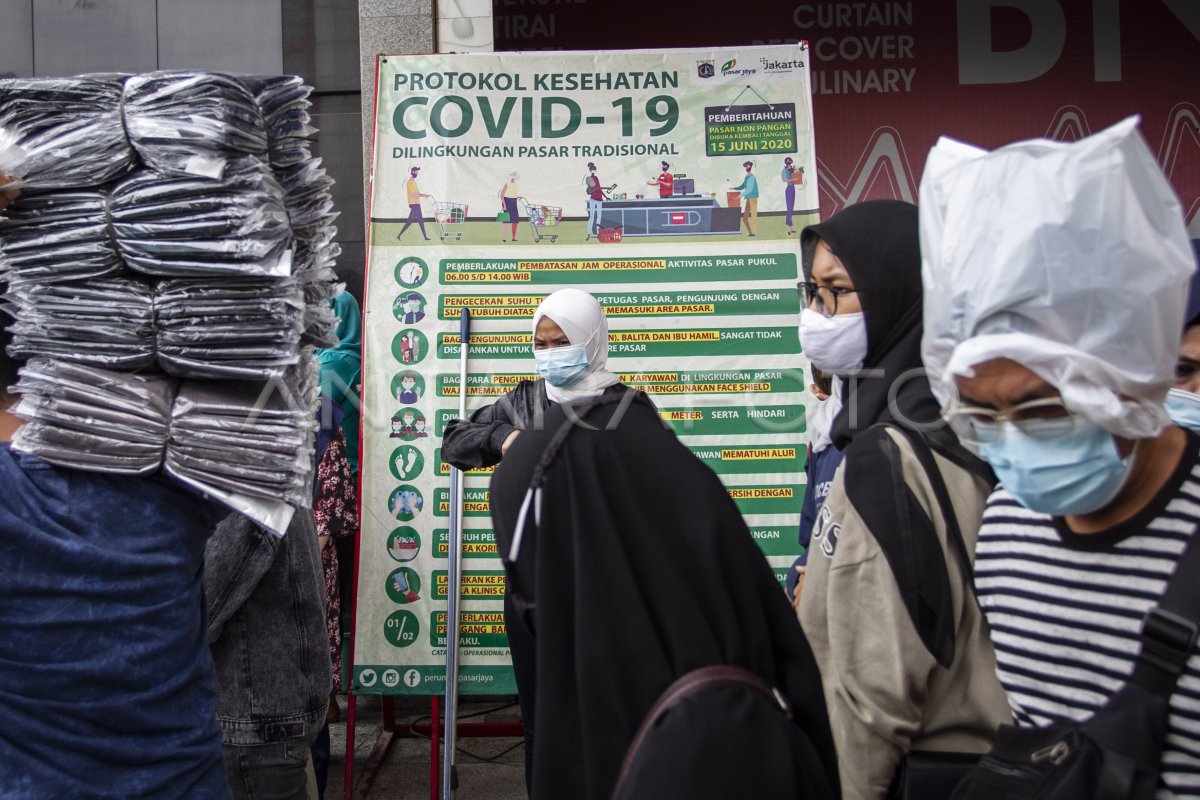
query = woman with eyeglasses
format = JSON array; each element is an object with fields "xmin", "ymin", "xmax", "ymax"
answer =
[
  {"xmin": 794, "ymin": 200, "xmax": 1012, "ymax": 800},
  {"xmin": 1164, "ymin": 246, "xmax": 1200, "ymax": 432}
]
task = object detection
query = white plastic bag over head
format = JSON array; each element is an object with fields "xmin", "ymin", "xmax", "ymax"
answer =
[{"xmin": 920, "ymin": 116, "xmax": 1195, "ymax": 438}]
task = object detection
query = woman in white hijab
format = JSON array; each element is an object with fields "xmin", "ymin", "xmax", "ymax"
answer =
[
  {"xmin": 442, "ymin": 288, "xmax": 626, "ymax": 470},
  {"xmin": 442, "ymin": 288, "xmax": 633, "ymax": 794}
]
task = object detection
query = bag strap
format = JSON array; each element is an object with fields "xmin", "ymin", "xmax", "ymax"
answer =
[
  {"xmin": 898, "ymin": 424, "xmax": 1200, "ymax": 700},
  {"xmin": 890, "ymin": 426, "xmax": 979, "ymax": 594},
  {"xmin": 611, "ymin": 665, "xmax": 791, "ymax": 799},
  {"xmin": 1130, "ymin": 526, "xmax": 1200, "ymax": 695}
]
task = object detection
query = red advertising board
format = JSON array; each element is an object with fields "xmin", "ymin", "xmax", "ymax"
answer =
[{"xmin": 493, "ymin": 0, "xmax": 1200, "ymax": 233}]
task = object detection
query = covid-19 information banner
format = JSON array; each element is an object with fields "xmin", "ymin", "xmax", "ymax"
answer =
[{"xmin": 355, "ymin": 46, "xmax": 817, "ymax": 695}]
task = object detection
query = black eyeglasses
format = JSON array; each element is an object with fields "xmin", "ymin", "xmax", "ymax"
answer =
[{"xmin": 798, "ymin": 281, "xmax": 861, "ymax": 318}]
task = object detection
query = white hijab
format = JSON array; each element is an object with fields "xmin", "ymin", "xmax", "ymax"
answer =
[{"xmin": 532, "ymin": 289, "xmax": 621, "ymax": 403}]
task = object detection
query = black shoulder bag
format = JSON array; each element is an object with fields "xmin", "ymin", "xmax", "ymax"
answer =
[{"xmin": 949, "ymin": 527, "xmax": 1200, "ymax": 799}]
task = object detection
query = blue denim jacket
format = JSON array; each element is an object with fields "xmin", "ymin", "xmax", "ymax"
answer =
[
  {"xmin": 0, "ymin": 444, "xmax": 230, "ymax": 799},
  {"xmin": 205, "ymin": 511, "xmax": 331, "ymax": 746}
]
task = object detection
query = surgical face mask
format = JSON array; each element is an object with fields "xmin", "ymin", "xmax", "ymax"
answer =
[
  {"xmin": 416, "ymin": 420, "xmax": 426, "ymax": 432},
  {"xmin": 799, "ymin": 308, "xmax": 868, "ymax": 375},
  {"xmin": 978, "ymin": 417, "xmax": 1132, "ymax": 516},
  {"xmin": 401, "ymin": 380, "xmax": 415, "ymax": 392},
  {"xmin": 1166, "ymin": 388, "xmax": 1200, "ymax": 432},
  {"xmin": 534, "ymin": 344, "xmax": 589, "ymax": 387}
]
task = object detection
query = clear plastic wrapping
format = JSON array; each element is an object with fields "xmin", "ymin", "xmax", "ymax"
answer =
[
  {"xmin": 1, "ymin": 69, "xmax": 340, "ymax": 527},
  {"xmin": 166, "ymin": 358, "xmax": 318, "ymax": 507},
  {"xmin": 154, "ymin": 276, "xmax": 305, "ymax": 378},
  {"xmin": 5, "ymin": 278, "xmax": 156, "ymax": 368},
  {"xmin": 277, "ymin": 158, "xmax": 338, "ymax": 241},
  {"xmin": 10, "ymin": 356, "xmax": 318, "ymax": 518},
  {"xmin": 10, "ymin": 359, "xmax": 174, "ymax": 474},
  {"xmin": 108, "ymin": 158, "xmax": 294, "ymax": 278},
  {"xmin": 0, "ymin": 74, "xmax": 136, "ymax": 191},
  {"xmin": 0, "ymin": 190, "xmax": 123, "ymax": 283},
  {"xmin": 122, "ymin": 71, "xmax": 268, "ymax": 180},
  {"xmin": 242, "ymin": 75, "xmax": 317, "ymax": 169}
]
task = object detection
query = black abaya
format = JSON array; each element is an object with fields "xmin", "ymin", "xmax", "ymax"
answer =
[{"xmin": 490, "ymin": 393, "xmax": 839, "ymax": 799}]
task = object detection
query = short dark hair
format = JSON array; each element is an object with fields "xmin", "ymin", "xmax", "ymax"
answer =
[{"xmin": 0, "ymin": 323, "xmax": 18, "ymax": 399}]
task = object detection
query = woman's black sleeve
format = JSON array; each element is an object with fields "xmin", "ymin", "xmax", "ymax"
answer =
[{"xmin": 442, "ymin": 388, "xmax": 524, "ymax": 470}]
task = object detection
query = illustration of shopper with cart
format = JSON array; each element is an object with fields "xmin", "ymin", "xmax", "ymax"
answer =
[
  {"xmin": 521, "ymin": 197, "xmax": 563, "ymax": 243},
  {"xmin": 499, "ymin": 171, "xmax": 523, "ymax": 242},
  {"xmin": 647, "ymin": 160, "xmax": 674, "ymax": 198},
  {"xmin": 397, "ymin": 166, "xmax": 432, "ymax": 241},
  {"xmin": 584, "ymin": 162, "xmax": 615, "ymax": 240},
  {"xmin": 780, "ymin": 157, "xmax": 805, "ymax": 235},
  {"xmin": 731, "ymin": 160, "xmax": 759, "ymax": 237}
]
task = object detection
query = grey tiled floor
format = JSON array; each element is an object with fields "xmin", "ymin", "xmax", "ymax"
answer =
[{"xmin": 325, "ymin": 694, "xmax": 528, "ymax": 800}]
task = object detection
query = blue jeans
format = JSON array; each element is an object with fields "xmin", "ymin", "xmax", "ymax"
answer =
[{"xmin": 222, "ymin": 740, "xmax": 312, "ymax": 800}]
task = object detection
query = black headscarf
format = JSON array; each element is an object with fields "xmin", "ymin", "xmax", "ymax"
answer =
[
  {"xmin": 490, "ymin": 393, "xmax": 839, "ymax": 799},
  {"xmin": 801, "ymin": 200, "xmax": 941, "ymax": 449}
]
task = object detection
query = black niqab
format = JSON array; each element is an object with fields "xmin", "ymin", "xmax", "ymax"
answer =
[
  {"xmin": 801, "ymin": 199, "xmax": 941, "ymax": 448},
  {"xmin": 490, "ymin": 394, "xmax": 839, "ymax": 799}
]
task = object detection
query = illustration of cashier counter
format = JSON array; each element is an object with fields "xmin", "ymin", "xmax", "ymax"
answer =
[{"xmin": 587, "ymin": 161, "xmax": 743, "ymax": 240}]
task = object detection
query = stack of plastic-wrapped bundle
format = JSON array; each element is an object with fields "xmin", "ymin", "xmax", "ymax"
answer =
[{"xmin": 0, "ymin": 70, "xmax": 343, "ymax": 531}]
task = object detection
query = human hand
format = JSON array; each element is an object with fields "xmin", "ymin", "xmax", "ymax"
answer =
[
  {"xmin": 791, "ymin": 565, "xmax": 806, "ymax": 611},
  {"xmin": 501, "ymin": 429, "xmax": 520, "ymax": 456},
  {"xmin": 0, "ymin": 173, "xmax": 19, "ymax": 212}
]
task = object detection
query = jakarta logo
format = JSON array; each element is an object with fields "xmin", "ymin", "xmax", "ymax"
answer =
[{"xmin": 697, "ymin": 60, "xmax": 714, "ymax": 79}]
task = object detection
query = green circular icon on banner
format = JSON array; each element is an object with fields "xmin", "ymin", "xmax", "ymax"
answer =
[
  {"xmin": 392, "ymin": 329, "xmax": 429, "ymax": 366},
  {"xmin": 395, "ymin": 256, "xmax": 428, "ymax": 288},
  {"xmin": 386, "ymin": 567, "xmax": 422, "ymax": 604},
  {"xmin": 387, "ymin": 484, "xmax": 424, "ymax": 521},
  {"xmin": 383, "ymin": 609, "xmax": 420, "ymax": 648},
  {"xmin": 393, "ymin": 291, "xmax": 428, "ymax": 324},
  {"xmin": 387, "ymin": 527, "xmax": 420, "ymax": 562},
  {"xmin": 388, "ymin": 407, "xmax": 430, "ymax": 441},
  {"xmin": 391, "ymin": 372, "xmax": 425, "ymax": 406},
  {"xmin": 389, "ymin": 446, "xmax": 425, "ymax": 481}
]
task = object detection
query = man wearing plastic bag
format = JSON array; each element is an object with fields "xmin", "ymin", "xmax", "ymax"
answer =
[{"xmin": 920, "ymin": 117, "xmax": 1200, "ymax": 797}]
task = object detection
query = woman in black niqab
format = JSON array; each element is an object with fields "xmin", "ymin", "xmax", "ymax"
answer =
[
  {"xmin": 490, "ymin": 393, "xmax": 839, "ymax": 799},
  {"xmin": 801, "ymin": 199, "xmax": 942, "ymax": 448}
]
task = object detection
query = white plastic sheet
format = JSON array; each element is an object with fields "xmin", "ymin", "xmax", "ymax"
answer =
[{"xmin": 920, "ymin": 116, "xmax": 1195, "ymax": 438}]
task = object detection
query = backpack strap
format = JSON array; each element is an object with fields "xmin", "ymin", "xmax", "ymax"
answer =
[
  {"xmin": 889, "ymin": 425, "xmax": 981, "ymax": 596},
  {"xmin": 612, "ymin": 665, "xmax": 791, "ymax": 798},
  {"xmin": 1131, "ymin": 527, "xmax": 1200, "ymax": 695},
  {"xmin": 899, "ymin": 424, "xmax": 1200, "ymax": 702}
]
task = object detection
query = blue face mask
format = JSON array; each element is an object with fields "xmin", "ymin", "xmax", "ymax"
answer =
[
  {"xmin": 534, "ymin": 344, "xmax": 589, "ymax": 388},
  {"xmin": 1166, "ymin": 388, "xmax": 1200, "ymax": 432},
  {"xmin": 979, "ymin": 418, "xmax": 1131, "ymax": 517}
]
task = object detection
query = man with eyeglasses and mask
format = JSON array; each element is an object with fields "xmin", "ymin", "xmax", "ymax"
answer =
[{"xmin": 921, "ymin": 119, "xmax": 1200, "ymax": 797}]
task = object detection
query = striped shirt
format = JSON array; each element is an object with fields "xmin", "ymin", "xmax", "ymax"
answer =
[{"xmin": 975, "ymin": 444, "xmax": 1200, "ymax": 798}]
